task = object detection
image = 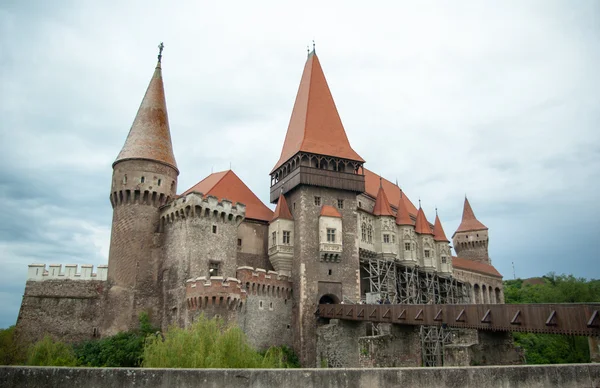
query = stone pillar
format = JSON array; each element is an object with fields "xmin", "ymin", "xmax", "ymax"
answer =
[{"xmin": 590, "ymin": 336, "xmax": 600, "ymax": 363}]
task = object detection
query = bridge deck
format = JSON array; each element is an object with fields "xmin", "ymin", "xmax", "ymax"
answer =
[{"xmin": 317, "ymin": 303, "xmax": 600, "ymax": 336}]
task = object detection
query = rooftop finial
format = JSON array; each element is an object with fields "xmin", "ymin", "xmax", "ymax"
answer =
[
  {"xmin": 435, "ymin": 206, "xmax": 438, "ymax": 216},
  {"xmin": 400, "ymin": 188, "xmax": 403, "ymax": 198},
  {"xmin": 312, "ymin": 40, "xmax": 316, "ymax": 53},
  {"xmin": 379, "ymin": 176, "xmax": 383, "ymax": 188},
  {"xmin": 419, "ymin": 198, "xmax": 421, "ymax": 208},
  {"xmin": 158, "ymin": 42, "xmax": 164, "ymax": 63}
]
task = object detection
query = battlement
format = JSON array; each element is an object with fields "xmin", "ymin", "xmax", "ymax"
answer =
[
  {"xmin": 27, "ymin": 264, "xmax": 108, "ymax": 281},
  {"xmin": 110, "ymin": 189, "xmax": 172, "ymax": 209},
  {"xmin": 160, "ymin": 192, "xmax": 246, "ymax": 231},
  {"xmin": 186, "ymin": 276, "xmax": 247, "ymax": 311},
  {"xmin": 236, "ymin": 267, "xmax": 293, "ymax": 299}
]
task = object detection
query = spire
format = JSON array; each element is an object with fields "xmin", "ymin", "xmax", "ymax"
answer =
[
  {"xmin": 114, "ymin": 46, "xmax": 178, "ymax": 172},
  {"xmin": 395, "ymin": 189, "xmax": 414, "ymax": 225},
  {"xmin": 433, "ymin": 213, "xmax": 450, "ymax": 242},
  {"xmin": 414, "ymin": 205, "xmax": 433, "ymax": 235},
  {"xmin": 270, "ymin": 52, "xmax": 364, "ymax": 173},
  {"xmin": 271, "ymin": 193, "xmax": 294, "ymax": 222},
  {"xmin": 455, "ymin": 197, "xmax": 488, "ymax": 233},
  {"xmin": 373, "ymin": 185, "xmax": 394, "ymax": 216}
]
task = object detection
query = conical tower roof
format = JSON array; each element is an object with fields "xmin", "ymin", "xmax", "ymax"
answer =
[
  {"xmin": 270, "ymin": 51, "xmax": 364, "ymax": 173},
  {"xmin": 415, "ymin": 206, "xmax": 433, "ymax": 235},
  {"xmin": 395, "ymin": 190, "xmax": 414, "ymax": 225},
  {"xmin": 433, "ymin": 213, "xmax": 450, "ymax": 242},
  {"xmin": 455, "ymin": 197, "xmax": 488, "ymax": 233},
  {"xmin": 272, "ymin": 193, "xmax": 294, "ymax": 222},
  {"xmin": 373, "ymin": 183, "xmax": 394, "ymax": 217},
  {"xmin": 114, "ymin": 58, "xmax": 178, "ymax": 172}
]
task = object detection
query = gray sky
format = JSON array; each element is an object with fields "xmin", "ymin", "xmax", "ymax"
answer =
[{"xmin": 1, "ymin": 0, "xmax": 599, "ymax": 328}]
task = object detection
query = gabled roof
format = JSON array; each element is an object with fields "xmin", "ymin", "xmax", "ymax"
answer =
[
  {"xmin": 433, "ymin": 214, "xmax": 450, "ymax": 242},
  {"xmin": 452, "ymin": 256, "xmax": 502, "ymax": 278},
  {"xmin": 114, "ymin": 61, "xmax": 178, "ymax": 172},
  {"xmin": 182, "ymin": 170, "xmax": 273, "ymax": 222},
  {"xmin": 271, "ymin": 193, "xmax": 293, "ymax": 222},
  {"xmin": 454, "ymin": 197, "xmax": 488, "ymax": 235},
  {"xmin": 395, "ymin": 190, "xmax": 414, "ymax": 226},
  {"xmin": 320, "ymin": 205, "xmax": 342, "ymax": 218},
  {"xmin": 414, "ymin": 207, "xmax": 433, "ymax": 235},
  {"xmin": 271, "ymin": 52, "xmax": 364, "ymax": 173},
  {"xmin": 373, "ymin": 184, "xmax": 394, "ymax": 217},
  {"xmin": 363, "ymin": 169, "xmax": 418, "ymax": 218}
]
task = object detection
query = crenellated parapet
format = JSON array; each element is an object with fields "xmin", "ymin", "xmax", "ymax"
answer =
[
  {"xmin": 27, "ymin": 264, "xmax": 108, "ymax": 281},
  {"xmin": 160, "ymin": 192, "xmax": 246, "ymax": 231},
  {"xmin": 186, "ymin": 276, "xmax": 246, "ymax": 311},
  {"xmin": 236, "ymin": 267, "xmax": 293, "ymax": 299}
]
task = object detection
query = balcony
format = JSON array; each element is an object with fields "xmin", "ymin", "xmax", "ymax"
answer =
[{"xmin": 320, "ymin": 243, "xmax": 342, "ymax": 262}]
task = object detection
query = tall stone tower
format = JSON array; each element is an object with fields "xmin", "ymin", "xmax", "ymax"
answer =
[
  {"xmin": 270, "ymin": 49, "xmax": 365, "ymax": 366},
  {"xmin": 452, "ymin": 197, "xmax": 490, "ymax": 264},
  {"xmin": 105, "ymin": 48, "xmax": 179, "ymax": 333}
]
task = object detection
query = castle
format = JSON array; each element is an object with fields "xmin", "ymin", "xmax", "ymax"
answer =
[{"xmin": 15, "ymin": 47, "xmax": 507, "ymax": 367}]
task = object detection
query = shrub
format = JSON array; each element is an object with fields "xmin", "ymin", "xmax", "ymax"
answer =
[{"xmin": 26, "ymin": 335, "xmax": 77, "ymax": 366}]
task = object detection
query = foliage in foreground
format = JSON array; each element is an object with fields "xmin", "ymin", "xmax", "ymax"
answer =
[
  {"xmin": 0, "ymin": 326, "xmax": 25, "ymax": 365},
  {"xmin": 142, "ymin": 315, "xmax": 298, "ymax": 368},
  {"xmin": 504, "ymin": 273, "xmax": 600, "ymax": 364},
  {"xmin": 26, "ymin": 335, "xmax": 77, "ymax": 366}
]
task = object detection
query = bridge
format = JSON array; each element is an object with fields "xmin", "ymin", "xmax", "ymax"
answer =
[{"xmin": 317, "ymin": 303, "xmax": 600, "ymax": 336}]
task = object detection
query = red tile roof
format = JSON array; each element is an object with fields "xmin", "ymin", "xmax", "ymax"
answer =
[
  {"xmin": 395, "ymin": 190, "xmax": 414, "ymax": 226},
  {"xmin": 455, "ymin": 197, "xmax": 488, "ymax": 234},
  {"xmin": 414, "ymin": 207, "xmax": 433, "ymax": 235},
  {"xmin": 271, "ymin": 193, "xmax": 293, "ymax": 222},
  {"xmin": 452, "ymin": 256, "xmax": 502, "ymax": 278},
  {"xmin": 114, "ymin": 62, "xmax": 178, "ymax": 171},
  {"xmin": 373, "ymin": 184, "xmax": 394, "ymax": 217},
  {"xmin": 182, "ymin": 170, "xmax": 273, "ymax": 222},
  {"xmin": 320, "ymin": 205, "xmax": 342, "ymax": 218},
  {"xmin": 433, "ymin": 214, "xmax": 450, "ymax": 242},
  {"xmin": 363, "ymin": 169, "xmax": 418, "ymax": 217},
  {"xmin": 271, "ymin": 53, "xmax": 364, "ymax": 173}
]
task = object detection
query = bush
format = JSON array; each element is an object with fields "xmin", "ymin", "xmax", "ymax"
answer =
[
  {"xmin": 142, "ymin": 315, "xmax": 293, "ymax": 368},
  {"xmin": 0, "ymin": 326, "xmax": 25, "ymax": 365},
  {"xmin": 26, "ymin": 335, "xmax": 77, "ymax": 366}
]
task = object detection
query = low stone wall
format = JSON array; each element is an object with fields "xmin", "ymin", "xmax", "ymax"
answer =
[{"xmin": 2, "ymin": 364, "xmax": 599, "ymax": 388}]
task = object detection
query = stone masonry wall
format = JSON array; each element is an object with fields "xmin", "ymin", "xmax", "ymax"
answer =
[
  {"xmin": 237, "ymin": 221, "xmax": 272, "ymax": 270},
  {"xmin": 453, "ymin": 268, "xmax": 504, "ymax": 304},
  {"xmin": 316, "ymin": 319, "xmax": 366, "ymax": 367},
  {"xmin": 16, "ymin": 280, "xmax": 106, "ymax": 344},
  {"xmin": 358, "ymin": 324, "xmax": 421, "ymax": 367},
  {"xmin": 287, "ymin": 186, "xmax": 360, "ymax": 366}
]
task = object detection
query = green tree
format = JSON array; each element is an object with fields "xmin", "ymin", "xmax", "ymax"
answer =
[
  {"xmin": 0, "ymin": 326, "xmax": 25, "ymax": 365},
  {"xmin": 26, "ymin": 335, "xmax": 77, "ymax": 366}
]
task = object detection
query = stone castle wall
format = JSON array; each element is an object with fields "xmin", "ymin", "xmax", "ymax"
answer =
[
  {"xmin": 452, "ymin": 268, "xmax": 504, "ymax": 304},
  {"xmin": 237, "ymin": 220, "xmax": 272, "ymax": 270}
]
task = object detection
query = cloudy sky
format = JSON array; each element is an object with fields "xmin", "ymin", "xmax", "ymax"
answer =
[{"xmin": 1, "ymin": 0, "xmax": 599, "ymax": 328}]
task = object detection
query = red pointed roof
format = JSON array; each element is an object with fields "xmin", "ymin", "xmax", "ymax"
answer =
[
  {"xmin": 363, "ymin": 169, "xmax": 418, "ymax": 218},
  {"xmin": 183, "ymin": 170, "xmax": 273, "ymax": 222},
  {"xmin": 373, "ymin": 184, "xmax": 394, "ymax": 217},
  {"xmin": 455, "ymin": 197, "xmax": 488, "ymax": 234},
  {"xmin": 433, "ymin": 214, "xmax": 450, "ymax": 242},
  {"xmin": 395, "ymin": 191, "xmax": 414, "ymax": 226},
  {"xmin": 320, "ymin": 205, "xmax": 342, "ymax": 218},
  {"xmin": 271, "ymin": 52, "xmax": 364, "ymax": 173},
  {"xmin": 452, "ymin": 256, "xmax": 502, "ymax": 278},
  {"xmin": 271, "ymin": 193, "xmax": 293, "ymax": 222},
  {"xmin": 414, "ymin": 207, "xmax": 433, "ymax": 235},
  {"xmin": 114, "ymin": 61, "xmax": 178, "ymax": 172}
]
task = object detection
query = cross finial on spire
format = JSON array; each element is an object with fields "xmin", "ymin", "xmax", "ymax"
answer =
[
  {"xmin": 379, "ymin": 176, "xmax": 383, "ymax": 188},
  {"xmin": 313, "ymin": 40, "xmax": 316, "ymax": 53},
  {"xmin": 435, "ymin": 206, "xmax": 438, "ymax": 216},
  {"xmin": 419, "ymin": 198, "xmax": 421, "ymax": 208},
  {"xmin": 158, "ymin": 42, "xmax": 164, "ymax": 63}
]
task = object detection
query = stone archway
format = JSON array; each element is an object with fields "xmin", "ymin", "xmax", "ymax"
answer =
[{"xmin": 319, "ymin": 294, "xmax": 340, "ymax": 305}]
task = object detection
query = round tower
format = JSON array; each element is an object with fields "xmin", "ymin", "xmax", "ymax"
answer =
[
  {"xmin": 105, "ymin": 46, "xmax": 179, "ymax": 333},
  {"xmin": 452, "ymin": 197, "xmax": 490, "ymax": 264}
]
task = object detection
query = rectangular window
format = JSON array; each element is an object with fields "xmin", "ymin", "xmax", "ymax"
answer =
[
  {"xmin": 283, "ymin": 231, "xmax": 291, "ymax": 244},
  {"xmin": 212, "ymin": 225, "xmax": 217, "ymax": 234},
  {"xmin": 441, "ymin": 257, "xmax": 447, "ymax": 264},
  {"xmin": 391, "ymin": 234, "xmax": 395, "ymax": 243},
  {"xmin": 314, "ymin": 196, "xmax": 321, "ymax": 206},
  {"xmin": 337, "ymin": 199, "xmax": 344, "ymax": 209},
  {"xmin": 424, "ymin": 250, "xmax": 430, "ymax": 258},
  {"xmin": 358, "ymin": 201, "xmax": 362, "ymax": 208},
  {"xmin": 272, "ymin": 231, "xmax": 276, "ymax": 246},
  {"xmin": 383, "ymin": 234, "xmax": 390, "ymax": 243},
  {"xmin": 237, "ymin": 239, "xmax": 242, "ymax": 247},
  {"xmin": 405, "ymin": 242, "xmax": 411, "ymax": 251},
  {"xmin": 327, "ymin": 228, "xmax": 336, "ymax": 243},
  {"xmin": 209, "ymin": 262, "xmax": 221, "ymax": 276}
]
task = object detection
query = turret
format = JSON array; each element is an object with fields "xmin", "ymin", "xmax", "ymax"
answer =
[
  {"xmin": 452, "ymin": 197, "xmax": 490, "ymax": 264},
  {"xmin": 105, "ymin": 44, "xmax": 178, "ymax": 332},
  {"xmin": 396, "ymin": 190, "xmax": 417, "ymax": 266},
  {"xmin": 268, "ymin": 193, "xmax": 295, "ymax": 276},
  {"xmin": 373, "ymin": 181, "xmax": 396, "ymax": 259},
  {"xmin": 414, "ymin": 204, "xmax": 435, "ymax": 272},
  {"xmin": 433, "ymin": 211, "xmax": 452, "ymax": 277}
]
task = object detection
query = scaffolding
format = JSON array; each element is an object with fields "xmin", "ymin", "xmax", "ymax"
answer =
[
  {"xmin": 360, "ymin": 256, "xmax": 473, "ymax": 367},
  {"xmin": 419, "ymin": 325, "xmax": 453, "ymax": 367}
]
